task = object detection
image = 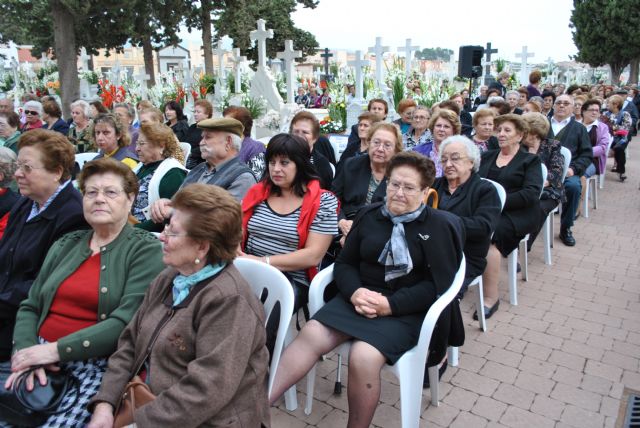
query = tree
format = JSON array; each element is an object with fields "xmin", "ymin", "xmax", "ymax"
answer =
[
  {"xmin": 570, "ymin": 0, "xmax": 640, "ymax": 84},
  {"xmin": 415, "ymin": 47, "xmax": 453, "ymax": 61}
]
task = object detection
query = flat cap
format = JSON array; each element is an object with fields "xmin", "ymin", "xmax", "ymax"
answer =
[
  {"xmin": 197, "ymin": 117, "xmax": 244, "ymax": 137},
  {"xmin": 615, "ymin": 88, "xmax": 628, "ymax": 95}
]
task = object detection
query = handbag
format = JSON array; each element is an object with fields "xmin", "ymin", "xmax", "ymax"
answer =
[
  {"xmin": 0, "ymin": 361, "xmax": 80, "ymax": 427},
  {"xmin": 113, "ymin": 375, "xmax": 156, "ymax": 428}
]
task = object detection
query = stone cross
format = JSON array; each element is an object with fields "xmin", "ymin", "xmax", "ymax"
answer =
[
  {"xmin": 135, "ymin": 70, "xmax": 151, "ymax": 99},
  {"xmin": 40, "ymin": 52, "xmax": 48, "ymax": 66},
  {"xmin": 398, "ymin": 38, "xmax": 419, "ymax": 75},
  {"xmin": 276, "ymin": 40, "xmax": 302, "ymax": 104},
  {"xmin": 183, "ymin": 59, "xmax": 194, "ymax": 87},
  {"xmin": 484, "ymin": 42, "xmax": 498, "ymax": 83},
  {"xmin": 111, "ymin": 61, "xmax": 122, "ymax": 86},
  {"xmin": 546, "ymin": 56, "xmax": 554, "ymax": 73},
  {"xmin": 368, "ymin": 37, "xmax": 390, "ymax": 88},
  {"xmin": 515, "ymin": 46, "xmax": 534, "ymax": 85},
  {"xmin": 213, "ymin": 40, "xmax": 228, "ymax": 81},
  {"xmin": 347, "ymin": 50, "xmax": 370, "ymax": 100},
  {"xmin": 320, "ymin": 48, "xmax": 333, "ymax": 78},
  {"xmin": 231, "ymin": 48, "xmax": 247, "ymax": 94},
  {"xmin": 250, "ymin": 19, "xmax": 274, "ymax": 69},
  {"xmin": 80, "ymin": 48, "xmax": 90, "ymax": 71}
]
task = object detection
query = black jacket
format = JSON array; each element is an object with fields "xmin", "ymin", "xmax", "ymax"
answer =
[
  {"xmin": 314, "ymin": 136, "xmax": 337, "ymax": 165},
  {"xmin": 169, "ymin": 119, "xmax": 190, "ymax": 142},
  {"xmin": 479, "ymin": 149, "xmax": 542, "ymax": 236},
  {"xmin": 183, "ymin": 123, "xmax": 204, "ymax": 169},
  {"xmin": 311, "ymin": 151, "xmax": 334, "ymax": 190},
  {"xmin": 433, "ymin": 173, "xmax": 501, "ymax": 279},
  {"xmin": 546, "ymin": 118, "xmax": 592, "ymax": 176},
  {"xmin": 332, "ymin": 154, "xmax": 386, "ymax": 220}
]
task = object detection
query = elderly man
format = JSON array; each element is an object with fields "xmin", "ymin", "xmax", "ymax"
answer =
[
  {"xmin": 547, "ymin": 94, "xmax": 593, "ymax": 246},
  {"xmin": 150, "ymin": 117, "xmax": 256, "ymax": 224},
  {"xmin": 113, "ymin": 102, "xmax": 139, "ymax": 151},
  {"xmin": 0, "ymin": 98, "xmax": 13, "ymax": 114}
]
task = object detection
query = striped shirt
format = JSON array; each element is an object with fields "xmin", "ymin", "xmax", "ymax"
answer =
[{"xmin": 245, "ymin": 192, "xmax": 338, "ymax": 285}]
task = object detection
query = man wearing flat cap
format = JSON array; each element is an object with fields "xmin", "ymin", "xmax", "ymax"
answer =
[{"xmin": 149, "ymin": 117, "xmax": 256, "ymax": 224}]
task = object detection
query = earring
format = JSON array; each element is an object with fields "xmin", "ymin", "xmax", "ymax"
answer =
[{"xmin": 194, "ymin": 258, "xmax": 201, "ymax": 265}]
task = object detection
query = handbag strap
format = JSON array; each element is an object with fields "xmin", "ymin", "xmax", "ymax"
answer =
[
  {"xmin": 129, "ymin": 307, "xmax": 176, "ymax": 380},
  {"xmin": 14, "ymin": 367, "xmax": 81, "ymax": 416}
]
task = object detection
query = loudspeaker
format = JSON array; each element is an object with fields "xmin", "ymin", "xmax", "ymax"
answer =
[{"xmin": 458, "ymin": 46, "xmax": 484, "ymax": 78}]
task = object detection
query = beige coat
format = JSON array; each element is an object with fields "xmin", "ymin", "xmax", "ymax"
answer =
[{"xmin": 90, "ymin": 265, "xmax": 270, "ymax": 427}]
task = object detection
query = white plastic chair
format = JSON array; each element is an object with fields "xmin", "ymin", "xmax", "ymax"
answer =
[
  {"xmin": 75, "ymin": 152, "xmax": 98, "ymax": 171},
  {"xmin": 543, "ymin": 146, "xmax": 571, "ymax": 265},
  {"xmin": 304, "ymin": 256, "xmax": 466, "ymax": 426},
  {"xmin": 179, "ymin": 142, "xmax": 191, "ymax": 165},
  {"xmin": 233, "ymin": 258, "xmax": 298, "ymax": 411},
  {"xmin": 583, "ymin": 174, "xmax": 598, "ymax": 218}
]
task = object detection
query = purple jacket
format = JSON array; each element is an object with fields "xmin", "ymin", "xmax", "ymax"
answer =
[
  {"xmin": 527, "ymin": 84, "xmax": 541, "ymax": 99},
  {"xmin": 586, "ymin": 121, "xmax": 610, "ymax": 175},
  {"xmin": 239, "ymin": 136, "xmax": 265, "ymax": 163}
]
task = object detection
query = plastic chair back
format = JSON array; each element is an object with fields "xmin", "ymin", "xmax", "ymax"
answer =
[
  {"xmin": 541, "ymin": 163, "xmax": 548, "ymax": 197},
  {"xmin": 559, "ymin": 146, "xmax": 572, "ymax": 182},
  {"xmin": 179, "ymin": 143, "xmax": 191, "ymax": 164},
  {"xmin": 481, "ymin": 179, "xmax": 506, "ymax": 210},
  {"xmin": 233, "ymin": 258, "xmax": 295, "ymax": 396},
  {"xmin": 75, "ymin": 152, "xmax": 98, "ymax": 171}
]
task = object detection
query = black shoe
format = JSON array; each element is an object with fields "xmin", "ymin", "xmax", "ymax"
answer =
[
  {"xmin": 619, "ymin": 174, "xmax": 627, "ymax": 182},
  {"xmin": 423, "ymin": 359, "xmax": 448, "ymax": 388},
  {"xmin": 560, "ymin": 227, "xmax": 576, "ymax": 246},
  {"xmin": 472, "ymin": 300, "xmax": 500, "ymax": 321}
]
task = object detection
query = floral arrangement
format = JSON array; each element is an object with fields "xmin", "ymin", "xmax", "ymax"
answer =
[
  {"xmin": 0, "ymin": 74, "xmax": 15, "ymax": 92},
  {"xmin": 98, "ymin": 79, "xmax": 126, "ymax": 109},
  {"xmin": 80, "ymin": 71, "xmax": 100, "ymax": 85},
  {"xmin": 257, "ymin": 109, "xmax": 281, "ymax": 130},
  {"xmin": 46, "ymin": 80, "xmax": 61, "ymax": 96},
  {"xmin": 319, "ymin": 116, "xmax": 345, "ymax": 134},
  {"xmin": 241, "ymin": 94, "xmax": 266, "ymax": 119},
  {"xmin": 199, "ymin": 74, "xmax": 216, "ymax": 96}
]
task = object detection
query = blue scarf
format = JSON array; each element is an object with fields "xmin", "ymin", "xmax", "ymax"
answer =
[
  {"xmin": 172, "ymin": 263, "xmax": 226, "ymax": 306},
  {"xmin": 378, "ymin": 202, "xmax": 426, "ymax": 282}
]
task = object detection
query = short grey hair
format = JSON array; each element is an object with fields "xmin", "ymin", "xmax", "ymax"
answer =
[
  {"xmin": 0, "ymin": 147, "xmax": 17, "ymax": 187},
  {"xmin": 439, "ymin": 135, "xmax": 481, "ymax": 173},
  {"xmin": 70, "ymin": 100, "xmax": 92, "ymax": 119},
  {"xmin": 23, "ymin": 100, "xmax": 43, "ymax": 115},
  {"xmin": 229, "ymin": 133, "xmax": 242, "ymax": 152},
  {"xmin": 113, "ymin": 103, "xmax": 135, "ymax": 120},
  {"xmin": 506, "ymin": 90, "xmax": 519, "ymax": 99}
]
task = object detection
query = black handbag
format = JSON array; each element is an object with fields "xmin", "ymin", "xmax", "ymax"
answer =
[{"xmin": 0, "ymin": 361, "xmax": 80, "ymax": 427}]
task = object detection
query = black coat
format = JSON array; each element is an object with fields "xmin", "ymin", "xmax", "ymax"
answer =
[
  {"xmin": 479, "ymin": 149, "xmax": 542, "ymax": 236},
  {"xmin": 460, "ymin": 111, "xmax": 473, "ymax": 137},
  {"xmin": 169, "ymin": 119, "xmax": 190, "ymax": 142},
  {"xmin": 433, "ymin": 173, "xmax": 501, "ymax": 279},
  {"xmin": 623, "ymin": 100, "xmax": 639, "ymax": 136},
  {"xmin": 183, "ymin": 123, "xmax": 204, "ymax": 169},
  {"xmin": 314, "ymin": 136, "xmax": 337, "ymax": 165},
  {"xmin": 311, "ymin": 151, "xmax": 334, "ymax": 191},
  {"xmin": 332, "ymin": 154, "xmax": 386, "ymax": 220},
  {"xmin": 546, "ymin": 118, "xmax": 593, "ymax": 176}
]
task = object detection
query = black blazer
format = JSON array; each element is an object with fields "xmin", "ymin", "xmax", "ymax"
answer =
[
  {"xmin": 479, "ymin": 149, "xmax": 542, "ymax": 236},
  {"xmin": 332, "ymin": 154, "xmax": 386, "ymax": 220},
  {"xmin": 314, "ymin": 136, "xmax": 337, "ymax": 165},
  {"xmin": 310, "ymin": 151, "xmax": 334, "ymax": 190},
  {"xmin": 433, "ymin": 173, "xmax": 501, "ymax": 279},
  {"xmin": 546, "ymin": 118, "xmax": 592, "ymax": 176}
]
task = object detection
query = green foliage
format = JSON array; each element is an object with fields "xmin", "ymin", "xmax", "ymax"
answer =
[
  {"xmin": 200, "ymin": 74, "xmax": 217, "ymax": 94},
  {"xmin": 415, "ymin": 47, "xmax": 453, "ymax": 61},
  {"xmin": 328, "ymin": 100, "xmax": 346, "ymax": 129},
  {"xmin": 241, "ymin": 95, "xmax": 267, "ymax": 119},
  {"xmin": 495, "ymin": 58, "xmax": 506, "ymax": 73},
  {"xmin": 37, "ymin": 63, "xmax": 57, "ymax": 80},
  {"xmin": 0, "ymin": 74, "xmax": 15, "ymax": 92},
  {"xmin": 226, "ymin": 73, "xmax": 249, "ymax": 93},
  {"xmin": 391, "ymin": 75, "xmax": 406, "ymax": 111}
]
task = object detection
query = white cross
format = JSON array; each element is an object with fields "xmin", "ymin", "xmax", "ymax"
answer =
[
  {"xmin": 111, "ymin": 61, "xmax": 122, "ymax": 86},
  {"xmin": 515, "ymin": 46, "xmax": 534, "ymax": 85},
  {"xmin": 135, "ymin": 69, "xmax": 151, "ymax": 99},
  {"xmin": 213, "ymin": 40, "xmax": 228, "ymax": 81},
  {"xmin": 182, "ymin": 58, "xmax": 194, "ymax": 87},
  {"xmin": 80, "ymin": 48, "xmax": 90, "ymax": 71},
  {"xmin": 40, "ymin": 52, "xmax": 48, "ymax": 65},
  {"xmin": 250, "ymin": 19, "xmax": 274, "ymax": 69},
  {"xmin": 231, "ymin": 48, "xmax": 247, "ymax": 93},
  {"xmin": 347, "ymin": 50, "xmax": 370, "ymax": 100},
  {"xmin": 276, "ymin": 40, "xmax": 302, "ymax": 104},
  {"xmin": 368, "ymin": 37, "xmax": 390, "ymax": 88},
  {"xmin": 398, "ymin": 38, "xmax": 419, "ymax": 75}
]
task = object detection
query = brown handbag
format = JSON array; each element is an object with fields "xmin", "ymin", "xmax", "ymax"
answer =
[{"xmin": 113, "ymin": 375, "xmax": 156, "ymax": 428}]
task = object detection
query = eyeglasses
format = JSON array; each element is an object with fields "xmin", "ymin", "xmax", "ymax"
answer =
[
  {"xmin": 413, "ymin": 116, "xmax": 429, "ymax": 121},
  {"xmin": 387, "ymin": 180, "xmax": 420, "ymax": 195},
  {"xmin": 440, "ymin": 154, "xmax": 468, "ymax": 165},
  {"xmin": 16, "ymin": 162, "xmax": 44, "ymax": 174},
  {"xmin": 555, "ymin": 101, "xmax": 572, "ymax": 106},
  {"xmin": 24, "ymin": 110, "xmax": 39, "ymax": 116},
  {"xmin": 370, "ymin": 140, "xmax": 394, "ymax": 151},
  {"xmin": 84, "ymin": 188, "xmax": 124, "ymax": 199},
  {"xmin": 161, "ymin": 226, "xmax": 188, "ymax": 239},
  {"xmin": 585, "ymin": 108, "xmax": 600, "ymax": 113}
]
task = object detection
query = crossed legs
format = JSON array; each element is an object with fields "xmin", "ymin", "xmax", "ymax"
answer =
[{"xmin": 482, "ymin": 244, "xmax": 502, "ymax": 307}]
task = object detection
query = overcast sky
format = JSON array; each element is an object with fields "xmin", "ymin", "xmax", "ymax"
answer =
[{"xmin": 179, "ymin": 0, "xmax": 578, "ymax": 64}]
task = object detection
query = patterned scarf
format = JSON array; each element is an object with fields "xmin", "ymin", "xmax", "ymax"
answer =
[
  {"xmin": 377, "ymin": 202, "xmax": 426, "ymax": 282},
  {"xmin": 172, "ymin": 263, "xmax": 226, "ymax": 306}
]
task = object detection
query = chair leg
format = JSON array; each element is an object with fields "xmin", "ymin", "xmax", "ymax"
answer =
[
  {"xmin": 334, "ymin": 353, "xmax": 343, "ymax": 394},
  {"xmin": 304, "ymin": 364, "xmax": 317, "ymax": 415},
  {"xmin": 397, "ymin": 362, "xmax": 426, "ymax": 428},
  {"xmin": 521, "ymin": 237, "xmax": 529, "ymax": 281},
  {"xmin": 476, "ymin": 277, "xmax": 486, "ymax": 331},
  {"xmin": 543, "ymin": 214, "xmax": 552, "ymax": 265},
  {"xmin": 599, "ymin": 173, "xmax": 604, "ymax": 189},
  {"xmin": 592, "ymin": 178, "xmax": 598, "ymax": 209},
  {"xmin": 449, "ymin": 346, "xmax": 459, "ymax": 367},
  {"xmin": 550, "ymin": 210, "xmax": 555, "ymax": 249},
  {"xmin": 427, "ymin": 365, "xmax": 440, "ymax": 407},
  {"xmin": 508, "ymin": 249, "xmax": 518, "ymax": 306},
  {"xmin": 584, "ymin": 182, "xmax": 590, "ymax": 219}
]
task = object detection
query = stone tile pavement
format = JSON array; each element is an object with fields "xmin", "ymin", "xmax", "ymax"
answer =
[{"xmin": 271, "ymin": 142, "xmax": 640, "ymax": 427}]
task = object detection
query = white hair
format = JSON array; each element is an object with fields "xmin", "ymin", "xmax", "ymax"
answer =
[
  {"xmin": 506, "ymin": 90, "xmax": 520, "ymax": 98},
  {"xmin": 70, "ymin": 100, "xmax": 92, "ymax": 119},
  {"xmin": 23, "ymin": 100, "xmax": 43, "ymax": 115},
  {"xmin": 439, "ymin": 135, "xmax": 481, "ymax": 173},
  {"xmin": 229, "ymin": 133, "xmax": 242, "ymax": 151},
  {"xmin": 0, "ymin": 147, "xmax": 17, "ymax": 187}
]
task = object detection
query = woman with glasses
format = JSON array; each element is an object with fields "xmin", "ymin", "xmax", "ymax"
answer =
[
  {"xmin": 402, "ymin": 105, "xmax": 432, "ymax": 150},
  {"xmin": 269, "ymin": 152, "xmax": 464, "ymax": 427},
  {"xmin": 0, "ymin": 129, "xmax": 89, "ymax": 362},
  {"xmin": 21, "ymin": 101, "xmax": 44, "ymax": 132},
  {"xmin": 4, "ymin": 158, "xmax": 164, "ymax": 427},
  {"xmin": 581, "ymin": 99, "xmax": 610, "ymax": 180},
  {"xmin": 413, "ymin": 109, "xmax": 461, "ymax": 178}
]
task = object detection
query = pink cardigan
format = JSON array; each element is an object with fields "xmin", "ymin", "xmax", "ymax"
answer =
[{"xmin": 586, "ymin": 121, "xmax": 610, "ymax": 175}]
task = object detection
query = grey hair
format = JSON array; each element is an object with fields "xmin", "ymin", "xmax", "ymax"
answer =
[
  {"xmin": 70, "ymin": 100, "xmax": 92, "ymax": 119},
  {"xmin": 439, "ymin": 135, "xmax": 481, "ymax": 173},
  {"xmin": 113, "ymin": 103, "xmax": 135, "ymax": 120},
  {"xmin": 0, "ymin": 147, "xmax": 17, "ymax": 187},
  {"xmin": 414, "ymin": 105, "xmax": 431, "ymax": 114},
  {"xmin": 229, "ymin": 133, "xmax": 242, "ymax": 151},
  {"xmin": 506, "ymin": 90, "xmax": 519, "ymax": 98},
  {"xmin": 487, "ymin": 96, "xmax": 505, "ymax": 105},
  {"xmin": 23, "ymin": 100, "xmax": 43, "ymax": 115}
]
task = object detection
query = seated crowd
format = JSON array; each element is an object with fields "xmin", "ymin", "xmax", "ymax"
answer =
[{"xmin": 0, "ymin": 78, "xmax": 638, "ymax": 427}]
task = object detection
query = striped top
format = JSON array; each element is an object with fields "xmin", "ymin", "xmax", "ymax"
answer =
[{"xmin": 245, "ymin": 192, "xmax": 338, "ymax": 285}]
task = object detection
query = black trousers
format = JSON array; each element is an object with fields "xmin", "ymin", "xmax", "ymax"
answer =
[{"xmin": 613, "ymin": 142, "xmax": 627, "ymax": 174}]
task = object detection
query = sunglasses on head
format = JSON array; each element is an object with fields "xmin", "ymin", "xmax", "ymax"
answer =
[{"xmin": 24, "ymin": 110, "xmax": 39, "ymax": 115}]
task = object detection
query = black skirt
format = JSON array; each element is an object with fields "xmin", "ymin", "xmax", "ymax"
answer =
[{"xmin": 492, "ymin": 214, "xmax": 525, "ymax": 257}]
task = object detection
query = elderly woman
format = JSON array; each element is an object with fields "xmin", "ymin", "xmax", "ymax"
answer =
[
  {"xmin": 0, "ymin": 112, "xmax": 21, "ymax": 153},
  {"xmin": 132, "ymin": 123, "xmax": 187, "ymax": 231},
  {"xmin": 68, "ymin": 100, "xmax": 95, "ymax": 153},
  {"xmin": 477, "ymin": 114, "xmax": 542, "ymax": 319},
  {"xmin": 183, "ymin": 99, "xmax": 213, "ymax": 169},
  {"xmin": 91, "ymin": 113, "xmax": 138, "ymax": 169},
  {"xmin": 0, "ymin": 147, "xmax": 18, "ymax": 238},
  {"xmin": 581, "ymin": 99, "xmax": 610, "ymax": 179},
  {"xmin": 223, "ymin": 106, "xmax": 266, "ymax": 178},
  {"xmin": 3, "ymin": 159, "xmax": 164, "ymax": 427},
  {"xmin": 393, "ymin": 99, "xmax": 418, "ymax": 134},
  {"xmin": 604, "ymin": 94, "xmax": 633, "ymax": 182},
  {"xmin": 87, "ymin": 184, "xmax": 270, "ymax": 427},
  {"xmin": 41, "ymin": 101, "xmax": 70, "ymax": 136},
  {"xmin": 471, "ymin": 108, "xmax": 497, "ymax": 152},
  {"xmin": 21, "ymin": 101, "xmax": 44, "ymax": 132},
  {"xmin": 338, "ymin": 112, "xmax": 382, "ymax": 168},
  {"xmin": 164, "ymin": 100, "xmax": 189, "ymax": 142},
  {"xmin": 402, "ymin": 105, "xmax": 432, "ymax": 150},
  {"xmin": 433, "ymin": 136, "xmax": 501, "ymax": 288},
  {"xmin": 289, "ymin": 111, "xmax": 335, "ymax": 190},
  {"xmin": 521, "ymin": 112, "xmax": 565, "ymax": 247},
  {"xmin": 413, "ymin": 109, "xmax": 461, "ymax": 178},
  {"xmin": 334, "ymin": 123, "xmax": 401, "ymax": 241},
  {"xmin": 269, "ymin": 152, "xmax": 464, "ymax": 426},
  {"xmin": 0, "ymin": 130, "xmax": 89, "ymax": 362}
]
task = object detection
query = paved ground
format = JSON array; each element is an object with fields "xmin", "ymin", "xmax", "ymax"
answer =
[{"xmin": 271, "ymin": 142, "xmax": 640, "ymax": 427}]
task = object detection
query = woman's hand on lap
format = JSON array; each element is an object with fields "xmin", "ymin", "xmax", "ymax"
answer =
[
  {"xmin": 87, "ymin": 402, "xmax": 115, "ymax": 428},
  {"xmin": 5, "ymin": 365, "xmax": 56, "ymax": 391},
  {"xmin": 11, "ymin": 342, "xmax": 60, "ymax": 372}
]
